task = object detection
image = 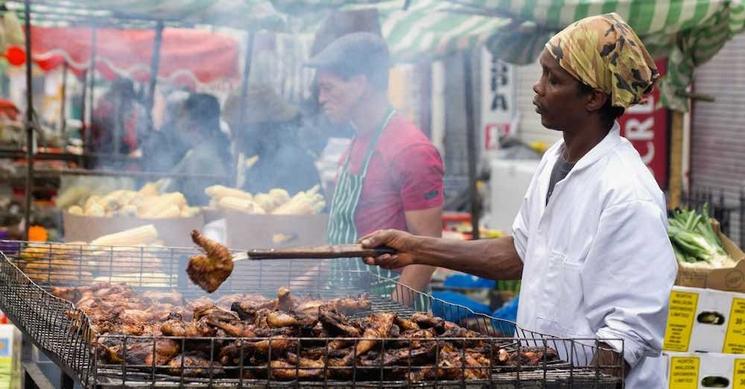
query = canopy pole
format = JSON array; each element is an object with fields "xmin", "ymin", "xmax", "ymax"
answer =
[
  {"xmin": 668, "ymin": 110, "xmax": 684, "ymax": 209},
  {"xmin": 85, "ymin": 27, "xmax": 97, "ymax": 159},
  {"xmin": 238, "ymin": 31, "xmax": 255, "ymax": 130},
  {"xmin": 234, "ymin": 31, "xmax": 255, "ymax": 186},
  {"xmin": 60, "ymin": 61, "xmax": 68, "ymax": 133},
  {"xmin": 146, "ymin": 20, "xmax": 164, "ymax": 132},
  {"xmin": 23, "ymin": 0, "xmax": 33, "ymax": 240},
  {"xmin": 80, "ymin": 70, "xmax": 88, "ymax": 154},
  {"xmin": 463, "ymin": 52, "xmax": 480, "ymax": 240}
]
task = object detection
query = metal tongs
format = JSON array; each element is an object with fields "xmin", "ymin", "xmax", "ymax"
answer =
[{"xmin": 234, "ymin": 244, "xmax": 397, "ymax": 261}]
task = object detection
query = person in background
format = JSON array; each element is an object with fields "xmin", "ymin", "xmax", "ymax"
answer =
[
  {"xmin": 167, "ymin": 93, "xmax": 232, "ymax": 205},
  {"xmin": 306, "ymin": 32, "xmax": 444, "ymax": 297},
  {"xmin": 224, "ymin": 85, "xmax": 321, "ymax": 195},
  {"xmin": 140, "ymin": 90, "xmax": 190, "ymax": 173},
  {"xmin": 90, "ymin": 77, "xmax": 146, "ymax": 167},
  {"xmin": 360, "ymin": 13, "xmax": 676, "ymax": 385}
]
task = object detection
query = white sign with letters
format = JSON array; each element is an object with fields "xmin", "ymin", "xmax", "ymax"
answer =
[{"xmin": 480, "ymin": 47, "xmax": 516, "ymax": 150}]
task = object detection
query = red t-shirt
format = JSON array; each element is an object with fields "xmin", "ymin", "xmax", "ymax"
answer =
[{"xmin": 338, "ymin": 113, "xmax": 444, "ymax": 237}]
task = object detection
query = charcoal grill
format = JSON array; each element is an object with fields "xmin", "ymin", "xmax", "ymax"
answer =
[{"xmin": 0, "ymin": 240, "xmax": 625, "ymax": 388}]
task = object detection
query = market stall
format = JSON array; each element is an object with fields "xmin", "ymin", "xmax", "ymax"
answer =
[
  {"xmin": 0, "ymin": 1, "xmax": 635, "ymax": 388},
  {"xmin": 1, "ymin": 1, "xmax": 744, "ymax": 388}
]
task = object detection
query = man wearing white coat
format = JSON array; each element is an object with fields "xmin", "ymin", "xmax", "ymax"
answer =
[{"xmin": 360, "ymin": 13, "xmax": 677, "ymax": 387}]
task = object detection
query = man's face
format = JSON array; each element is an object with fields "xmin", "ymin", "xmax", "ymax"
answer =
[
  {"xmin": 532, "ymin": 50, "xmax": 589, "ymax": 131},
  {"xmin": 317, "ymin": 71, "xmax": 363, "ymax": 124}
]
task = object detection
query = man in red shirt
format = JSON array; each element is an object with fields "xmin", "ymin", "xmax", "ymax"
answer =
[{"xmin": 307, "ymin": 32, "xmax": 443, "ymax": 295}]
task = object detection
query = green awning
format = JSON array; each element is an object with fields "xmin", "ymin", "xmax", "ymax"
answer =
[
  {"xmin": 9, "ymin": 0, "xmax": 743, "ymax": 110},
  {"xmin": 438, "ymin": 0, "xmax": 745, "ymax": 111}
]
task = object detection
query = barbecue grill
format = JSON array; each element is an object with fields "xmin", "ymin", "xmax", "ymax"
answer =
[{"xmin": 0, "ymin": 240, "xmax": 625, "ymax": 388}]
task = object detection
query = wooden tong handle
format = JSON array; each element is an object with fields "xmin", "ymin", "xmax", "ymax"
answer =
[{"xmin": 245, "ymin": 244, "xmax": 397, "ymax": 260}]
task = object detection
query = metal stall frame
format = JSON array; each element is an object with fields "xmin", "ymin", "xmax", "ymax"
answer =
[
  {"xmin": 6, "ymin": 0, "xmax": 239, "ymax": 244},
  {"xmin": 3, "ymin": 2, "xmax": 248, "ymax": 386}
]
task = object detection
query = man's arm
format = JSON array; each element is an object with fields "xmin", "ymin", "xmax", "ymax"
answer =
[
  {"xmin": 583, "ymin": 200, "xmax": 677, "ymax": 371},
  {"xmin": 397, "ymin": 207, "xmax": 441, "ymax": 292},
  {"xmin": 360, "ymin": 230, "xmax": 523, "ymax": 281}
]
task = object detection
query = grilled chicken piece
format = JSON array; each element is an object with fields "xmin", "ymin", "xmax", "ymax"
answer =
[
  {"xmin": 119, "ymin": 309, "xmax": 152, "ymax": 324},
  {"xmin": 319, "ymin": 309, "xmax": 361, "ymax": 337},
  {"xmin": 230, "ymin": 300, "xmax": 277, "ymax": 322},
  {"xmin": 102, "ymin": 338, "xmax": 180, "ymax": 366},
  {"xmin": 193, "ymin": 303, "xmax": 240, "ymax": 322},
  {"xmin": 292, "ymin": 295, "xmax": 370, "ymax": 319},
  {"xmin": 341, "ymin": 312, "xmax": 395, "ymax": 365},
  {"xmin": 395, "ymin": 316, "xmax": 420, "ymax": 332},
  {"xmin": 219, "ymin": 340, "xmax": 252, "ymax": 365},
  {"xmin": 499, "ymin": 347, "xmax": 559, "ymax": 366},
  {"xmin": 359, "ymin": 341, "xmax": 437, "ymax": 368},
  {"xmin": 206, "ymin": 318, "xmax": 256, "ymax": 338},
  {"xmin": 160, "ymin": 318, "xmax": 215, "ymax": 337},
  {"xmin": 247, "ymin": 336, "xmax": 296, "ymax": 356},
  {"xmin": 270, "ymin": 360, "xmax": 323, "ymax": 379},
  {"xmin": 117, "ymin": 323, "xmax": 146, "ymax": 336},
  {"xmin": 276, "ymin": 287, "xmax": 294, "ymax": 311},
  {"xmin": 168, "ymin": 353, "xmax": 224, "ymax": 377},
  {"xmin": 266, "ymin": 311, "xmax": 299, "ymax": 328},
  {"xmin": 300, "ymin": 346, "xmax": 350, "ymax": 360},
  {"xmin": 330, "ymin": 295, "xmax": 371, "ymax": 315},
  {"xmin": 438, "ymin": 350, "xmax": 489, "ymax": 380},
  {"xmin": 186, "ymin": 230, "xmax": 234, "ymax": 293},
  {"xmin": 410, "ymin": 312, "xmax": 444, "ymax": 331},
  {"xmin": 215, "ymin": 294, "xmax": 266, "ymax": 309}
]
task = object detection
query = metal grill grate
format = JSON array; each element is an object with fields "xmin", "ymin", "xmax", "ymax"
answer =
[{"xmin": 0, "ymin": 240, "xmax": 624, "ymax": 388}]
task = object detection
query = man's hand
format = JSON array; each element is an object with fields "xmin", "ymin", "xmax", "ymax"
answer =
[
  {"xmin": 361, "ymin": 233, "xmax": 522, "ymax": 281},
  {"xmin": 592, "ymin": 342, "xmax": 630, "ymax": 378},
  {"xmin": 359, "ymin": 229, "xmax": 420, "ymax": 269}
]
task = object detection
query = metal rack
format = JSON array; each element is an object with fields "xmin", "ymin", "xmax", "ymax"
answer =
[{"xmin": 0, "ymin": 240, "xmax": 624, "ymax": 388}]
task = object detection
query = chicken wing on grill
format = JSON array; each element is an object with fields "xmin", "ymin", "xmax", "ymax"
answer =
[
  {"xmin": 186, "ymin": 230, "xmax": 234, "ymax": 293},
  {"xmin": 160, "ymin": 317, "xmax": 215, "ymax": 337},
  {"xmin": 266, "ymin": 311, "xmax": 299, "ymax": 328},
  {"xmin": 206, "ymin": 318, "xmax": 256, "ymax": 338},
  {"xmin": 319, "ymin": 308, "xmax": 361, "ymax": 337},
  {"xmin": 341, "ymin": 312, "xmax": 395, "ymax": 365}
]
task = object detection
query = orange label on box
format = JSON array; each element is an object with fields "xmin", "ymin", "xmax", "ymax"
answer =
[
  {"xmin": 724, "ymin": 298, "xmax": 745, "ymax": 353},
  {"xmin": 669, "ymin": 357, "xmax": 700, "ymax": 389},
  {"xmin": 664, "ymin": 291, "xmax": 700, "ymax": 352}
]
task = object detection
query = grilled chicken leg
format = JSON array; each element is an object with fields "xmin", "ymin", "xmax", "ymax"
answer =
[{"xmin": 186, "ymin": 230, "xmax": 234, "ymax": 293}]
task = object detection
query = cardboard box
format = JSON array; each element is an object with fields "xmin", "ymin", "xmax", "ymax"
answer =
[
  {"xmin": 63, "ymin": 212, "xmax": 204, "ymax": 247},
  {"xmin": 224, "ymin": 211, "xmax": 328, "ymax": 250},
  {"xmin": 665, "ymin": 352, "xmax": 745, "ymax": 389},
  {"xmin": 676, "ymin": 230, "xmax": 745, "ymax": 293},
  {"xmin": 0, "ymin": 325, "xmax": 21, "ymax": 389},
  {"xmin": 664, "ymin": 286, "xmax": 745, "ymax": 354}
]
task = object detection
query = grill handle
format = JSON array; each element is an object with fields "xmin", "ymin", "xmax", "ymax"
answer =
[{"xmin": 242, "ymin": 244, "xmax": 397, "ymax": 260}]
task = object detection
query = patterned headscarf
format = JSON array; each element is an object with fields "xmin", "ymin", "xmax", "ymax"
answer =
[{"xmin": 545, "ymin": 13, "xmax": 659, "ymax": 108}]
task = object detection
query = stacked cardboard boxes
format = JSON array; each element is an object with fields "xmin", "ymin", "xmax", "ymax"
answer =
[{"xmin": 664, "ymin": 231, "xmax": 745, "ymax": 388}]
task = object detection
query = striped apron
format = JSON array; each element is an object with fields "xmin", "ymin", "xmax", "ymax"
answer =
[{"xmin": 326, "ymin": 109, "xmax": 428, "ymax": 310}]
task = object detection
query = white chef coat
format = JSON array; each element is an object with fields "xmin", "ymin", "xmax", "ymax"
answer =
[{"xmin": 512, "ymin": 122, "xmax": 677, "ymax": 388}]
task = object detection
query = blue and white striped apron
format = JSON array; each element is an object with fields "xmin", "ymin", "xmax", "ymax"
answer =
[{"xmin": 326, "ymin": 109, "xmax": 428, "ymax": 310}]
